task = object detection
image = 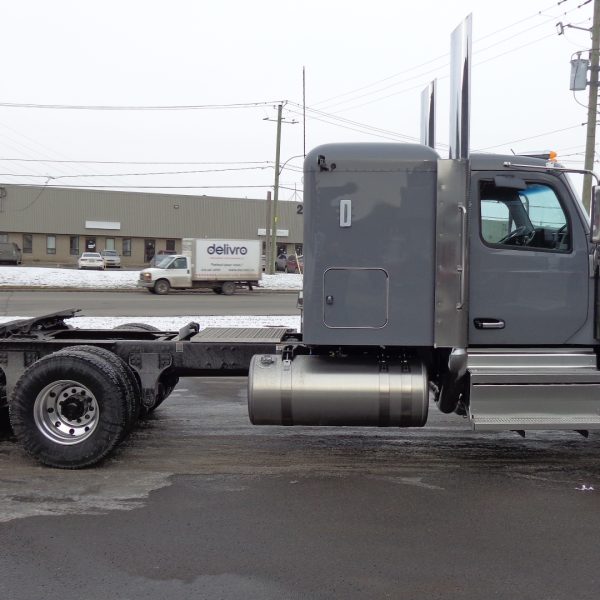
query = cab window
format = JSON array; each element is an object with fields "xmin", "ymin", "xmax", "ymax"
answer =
[
  {"xmin": 480, "ymin": 180, "xmax": 570, "ymax": 251},
  {"xmin": 170, "ymin": 257, "xmax": 187, "ymax": 269}
]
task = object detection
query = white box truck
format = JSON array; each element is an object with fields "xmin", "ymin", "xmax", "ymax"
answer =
[{"xmin": 137, "ymin": 238, "xmax": 262, "ymax": 295}]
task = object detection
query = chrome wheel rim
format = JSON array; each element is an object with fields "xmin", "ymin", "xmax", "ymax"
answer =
[{"xmin": 33, "ymin": 380, "xmax": 99, "ymax": 445}]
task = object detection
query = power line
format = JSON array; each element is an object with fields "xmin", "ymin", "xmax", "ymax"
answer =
[
  {"xmin": 475, "ymin": 123, "xmax": 586, "ymax": 151},
  {"xmin": 0, "ymin": 183, "xmax": 298, "ymax": 190},
  {"xmin": 0, "ymin": 165, "xmax": 275, "ymax": 180},
  {"xmin": 311, "ymin": 1, "xmax": 582, "ymax": 113},
  {"xmin": 0, "ymin": 157, "xmax": 274, "ymax": 165},
  {"xmin": 286, "ymin": 103, "xmax": 422, "ymax": 143},
  {"xmin": 312, "ymin": 1, "xmax": 572, "ymax": 108},
  {"xmin": 0, "ymin": 101, "xmax": 281, "ymax": 111}
]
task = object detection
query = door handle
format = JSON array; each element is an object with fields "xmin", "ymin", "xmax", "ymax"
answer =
[{"xmin": 474, "ymin": 318, "xmax": 505, "ymax": 330}]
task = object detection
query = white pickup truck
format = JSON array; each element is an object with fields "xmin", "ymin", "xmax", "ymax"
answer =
[{"xmin": 137, "ymin": 238, "xmax": 262, "ymax": 295}]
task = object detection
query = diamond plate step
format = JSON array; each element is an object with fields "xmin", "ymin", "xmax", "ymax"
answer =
[{"xmin": 191, "ymin": 327, "xmax": 290, "ymax": 343}]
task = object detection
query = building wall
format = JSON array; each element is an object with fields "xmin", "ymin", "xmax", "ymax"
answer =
[{"xmin": 0, "ymin": 184, "xmax": 303, "ymax": 266}]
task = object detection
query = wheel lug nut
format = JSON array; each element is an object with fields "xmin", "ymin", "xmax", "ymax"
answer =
[
  {"xmin": 55, "ymin": 422, "xmax": 60, "ymax": 427},
  {"xmin": 47, "ymin": 407, "xmax": 54, "ymax": 413}
]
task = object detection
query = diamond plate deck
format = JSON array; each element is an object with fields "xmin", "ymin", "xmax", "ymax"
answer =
[{"xmin": 191, "ymin": 327, "xmax": 290, "ymax": 343}]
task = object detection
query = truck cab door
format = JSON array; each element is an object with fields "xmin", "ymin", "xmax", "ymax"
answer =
[
  {"xmin": 168, "ymin": 257, "xmax": 191, "ymax": 288},
  {"xmin": 468, "ymin": 172, "xmax": 591, "ymax": 345}
]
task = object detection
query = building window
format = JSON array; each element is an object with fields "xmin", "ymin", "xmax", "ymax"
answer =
[
  {"xmin": 23, "ymin": 234, "xmax": 33, "ymax": 254},
  {"xmin": 46, "ymin": 235, "xmax": 56, "ymax": 255},
  {"xmin": 166, "ymin": 239, "xmax": 176, "ymax": 252},
  {"xmin": 69, "ymin": 236, "xmax": 79, "ymax": 256},
  {"xmin": 0, "ymin": 233, "xmax": 8, "ymax": 243},
  {"xmin": 122, "ymin": 238, "xmax": 131, "ymax": 256},
  {"xmin": 105, "ymin": 238, "xmax": 115, "ymax": 251}
]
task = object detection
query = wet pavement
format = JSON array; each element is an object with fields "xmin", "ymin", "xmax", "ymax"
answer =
[{"xmin": 1, "ymin": 377, "xmax": 599, "ymax": 599}]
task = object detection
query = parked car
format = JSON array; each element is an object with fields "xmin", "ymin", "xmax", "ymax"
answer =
[
  {"xmin": 275, "ymin": 253, "xmax": 287, "ymax": 272},
  {"xmin": 78, "ymin": 252, "xmax": 105, "ymax": 270},
  {"xmin": 0, "ymin": 242, "xmax": 22, "ymax": 265},
  {"xmin": 285, "ymin": 254, "xmax": 304, "ymax": 273},
  {"xmin": 100, "ymin": 249, "xmax": 121, "ymax": 268}
]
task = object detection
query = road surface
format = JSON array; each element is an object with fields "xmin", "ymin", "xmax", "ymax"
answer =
[
  {"xmin": 0, "ymin": 289, "xmax": 300, "ymax": 317},
  {"xmin": 1, "ymin": 377, "xmax": 599, "ymax": 600}
]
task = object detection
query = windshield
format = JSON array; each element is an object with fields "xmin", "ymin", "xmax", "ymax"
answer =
[
  {"xmin": 155, "ymin": 256, "xmax": 175, "ymax": 268},
  {"xmin": 103, "ymin": 250, "xmax": 117, "ymax": 256}
]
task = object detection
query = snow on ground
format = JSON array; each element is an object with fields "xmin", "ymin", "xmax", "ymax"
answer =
[
  {"xmin": 0, "ymin": 266, "xmax": 302, "ymax": 290},
  {"xmin": 0, "ymin": 315, "xmax": 301, "ymax": 331}
]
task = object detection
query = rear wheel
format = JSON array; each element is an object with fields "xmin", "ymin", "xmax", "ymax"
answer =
[
  {"xmin": 154, "ymin": 279, "xmax": 170, "ymax": 295},
  {"xmin": 58, "ymin": 346, "xmax": 141, "ymax": 429},
  {"xmin": 9, "ymin": 351, "xmax": 129, "ymax": 468},
  {"xmin": 221, "ymin": 281, "xmax": 236, "ymax": 296}
]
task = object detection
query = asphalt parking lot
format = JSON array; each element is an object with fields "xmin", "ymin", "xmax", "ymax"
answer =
[{"xmin": 1, "ymin": 377, "xmax": 600, "ymax": 600}]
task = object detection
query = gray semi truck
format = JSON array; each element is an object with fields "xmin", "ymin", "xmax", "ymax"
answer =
[{"xmin": 3, "ymin": 15, "xmax": 600, "ymax": 468}]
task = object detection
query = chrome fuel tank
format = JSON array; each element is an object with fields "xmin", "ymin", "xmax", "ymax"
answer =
[{"xmin": 248, "ymin": 354, "xmax": 428, "ymax": 427}]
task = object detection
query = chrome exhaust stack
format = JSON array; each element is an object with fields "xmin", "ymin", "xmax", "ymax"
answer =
[{"xmin": 248, "ymin": 355, "xmax": 428, "ymax": 427}]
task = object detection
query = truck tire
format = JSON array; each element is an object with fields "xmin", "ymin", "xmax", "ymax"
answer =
[
  {"xmin": 9, "ymin": 351, "xmax": 130, "ymax": 468},
  {"xmin": 57, "ymin": 346, "xmax": 142, "ymax": 429},
  {"xmin": 154, "ymin": 279, "xmax": 170, "ymax": 295},
  {"xmin": 221, "ymin": 281, "xmax": 236, "ymax": 296}
]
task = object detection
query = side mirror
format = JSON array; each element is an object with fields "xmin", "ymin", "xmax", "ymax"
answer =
[{"xmin": 592, "ymin": 186, "xmax": 600, "ymax": 243}]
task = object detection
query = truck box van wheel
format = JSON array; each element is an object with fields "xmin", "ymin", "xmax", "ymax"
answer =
[
  {"xmin": 57, "ymin": 346, "xmax": 142, "ymax": 429},
  {"xmin": 221, "ymin": 281, "xmax": 236, "ymax": 296},
  {"xmin": 154, "ymin": 279, "xmax": 170, "ymax": 295},
  {"xmin": 8, "ymin": 351, "xmax": 129, "ymax": 469}
]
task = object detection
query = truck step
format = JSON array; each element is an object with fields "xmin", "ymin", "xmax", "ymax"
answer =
[{"xmin": 467, "ymin": 349, "xmax": 600, "ymax": 431}]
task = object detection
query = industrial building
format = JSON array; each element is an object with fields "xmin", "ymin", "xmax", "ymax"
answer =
[{"xmin": 0, "ymin": 184, "xmax": 303, "ymax": 266}]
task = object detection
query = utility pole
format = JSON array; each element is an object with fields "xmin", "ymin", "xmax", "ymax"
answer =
[
  {"xmin": 270, "ymin": 103, "xmax": 283, "ymax": 274},
  {"xmin": 264, "ymin": 190, "xmax": 272, "ymax": 274},
  {"xmin": 303, "ymin": 66, "xmax": 306, "ymax": 157},
  {"xmin": 263, "ymin": 104, "xmax": 298, "ymax": 273},
  {"xmin": 583, "ymin": 0, "xmax": 600, "ymax": 212}
]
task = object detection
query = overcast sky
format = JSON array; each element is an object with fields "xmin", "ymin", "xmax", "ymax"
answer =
[{"xmin": 0, "ymin": 0, "xmax": 594, "ymax": 199}]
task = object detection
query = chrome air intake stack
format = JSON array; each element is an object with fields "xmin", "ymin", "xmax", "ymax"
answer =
[{"xmin": 248, "ymin": 355, "xmax": 428, "ymax": 427}]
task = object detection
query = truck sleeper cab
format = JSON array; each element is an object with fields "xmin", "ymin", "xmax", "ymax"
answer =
[{"xmin": 248, "ymin": 144, "xmax": 600, "ymax": 434}]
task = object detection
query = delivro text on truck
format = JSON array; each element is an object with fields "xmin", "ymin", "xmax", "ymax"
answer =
[{"xmin": 2, "ymin": 15, "xmax": 600, "ymax": 468}]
